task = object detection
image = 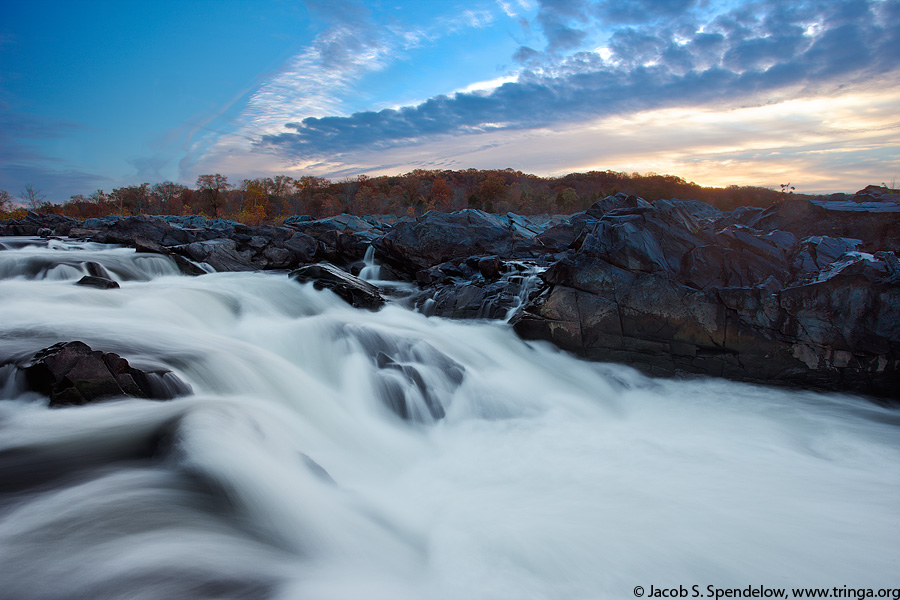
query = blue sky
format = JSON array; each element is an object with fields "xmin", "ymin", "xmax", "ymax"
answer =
[{"xmin": 1, "ymin": 0, "xmax": 899, "ymax": 202}]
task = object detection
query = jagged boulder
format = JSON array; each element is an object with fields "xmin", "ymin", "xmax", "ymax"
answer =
[
  {"xmin": 513, "ymin": 194, "xmax": 900, "ymax": 399},
  {"xmin": 409, "ymin": 257, "xmax": 546, "ymax": 320},
  {"xmin": 285, "ymin": 214, "xmax": 380, "ymax": 264},
  {"xmin": 746, "ymin": 194, "xmax": 900, "ymax": 253},
  {"xmin": 180, "ymin": 238, "xmax": 256, "ymax": 272},
  {"xmin": 374, "ymin": 209, "xmax": 544, "ymax": 275},
  {"xmin": 290, "ymin": 263, "xmax": 385, "ymax": 310},
  {"xmin": 23, "ymin": 341, "xmax": 191, "ymax": 406}
]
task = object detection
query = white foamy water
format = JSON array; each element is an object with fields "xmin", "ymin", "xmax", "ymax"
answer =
[{"xmin": 0, "ymin": 238, "xmax": 897, "ymax": 600}]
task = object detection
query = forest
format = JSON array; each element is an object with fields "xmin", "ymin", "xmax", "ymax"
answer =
[{"xmin": 0, "ymin": 169, "xmax": 807, "ymax": 224}]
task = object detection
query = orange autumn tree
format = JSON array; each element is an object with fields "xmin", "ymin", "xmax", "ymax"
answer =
[
  {"xmin": 429, "ymin": 177, "xmax": 454, "ymax": 212},
  {"xmin": 238, "ymin": 179, "xmax": 269, "ymax": 225}
]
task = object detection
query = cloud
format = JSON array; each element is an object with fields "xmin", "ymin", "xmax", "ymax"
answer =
[
  {"xmin": 595, "ymin": 0, "xmax": 699, "ymax": 25},
  {"xmin": 293, "ymin": 85, "xmax": 900, "ymax": 195},
  {"xmin": 534, "ymin": 0, "xmax": 591, "ymax": 53},
  {"xmin": 185, "ymin": 0, "xmax": 504, "ymax": 180},
  {"xmin": 257, "ymin": 0, "xmax": 899, "ymax": 162}
]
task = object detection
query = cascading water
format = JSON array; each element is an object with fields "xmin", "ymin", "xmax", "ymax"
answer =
[
  {"xmin": 359, "ymin": 245, "xmax": 381, "ymax": 282},
  {"xmin": 0, "ymin": 237, "xmax": 898, "ymax": 600}
]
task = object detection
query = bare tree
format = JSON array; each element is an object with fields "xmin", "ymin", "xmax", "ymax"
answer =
[
  {"xmin": 151, "ymin": 181, "xmax": 187, "ymax": 214},
  {"xmin": 196, "ymin": 174, "xmax": 230, "ymax": 218},
  {"xmin": 21, "ymin": 184, "xmax": 46, "ymax": 210},
  {"xmin": 0, "ymin": 190, "xmax": 12, "ymax": 212}
]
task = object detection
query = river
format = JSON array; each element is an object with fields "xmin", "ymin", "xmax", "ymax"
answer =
[{"xmin": 0, "ymin": 237, "xmax": 897, "ymax": 600}]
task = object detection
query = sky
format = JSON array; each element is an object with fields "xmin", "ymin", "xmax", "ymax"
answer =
[{"xmin": 1, "ymin": 0, "xmax": 899, "ymax": 203}]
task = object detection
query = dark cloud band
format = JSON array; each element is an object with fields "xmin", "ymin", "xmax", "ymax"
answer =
[{"xmin": 258, "ymin": 0, "xmax": 899, "ymax": 159}]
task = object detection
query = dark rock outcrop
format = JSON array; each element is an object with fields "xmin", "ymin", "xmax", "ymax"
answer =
[
  {"xmin": 285, "ymin": 214, "xmax": 382, "ymax": 265},
  {"xmin": 181, "ymin": 238, "xmax": 257, "ymax": 272},
  {"xmin": 409, "ymin": 257, "xmax": 547, "ymax": 320},
  {"xmin": 23, "ymin": 341, "xmax": 191, "ymax": 406},
  {"xmin": 745, "ymin": 192, "xmax": 900, "ymax": 253},
  {"xmin": 373, "ymin": 209, "xmax": 546, "ymax": 275},
  {"xmin": 290, "ymin": 263, "xmax": 386, "ymax": 310},
  {"xmin": 513, "ymin": 193, "xmax": 900, "ymax": 399}
]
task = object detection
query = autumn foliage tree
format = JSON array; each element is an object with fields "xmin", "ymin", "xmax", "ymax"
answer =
[
  {"xmin": 238, "ymin": 179, "xmax": 269, "ymax": 225},
  {"xmin": 429, "ymin": 177, "xmax": 453, "ymax": 212},
  {"xmin": 30, "ymin": 168, "xmax": 803, "ymax": 223}
]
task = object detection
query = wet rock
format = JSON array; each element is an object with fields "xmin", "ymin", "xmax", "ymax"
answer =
[
  {"xmin": 171, "ymin": 254, "xmax": 209, "ymax": 277},
  {"xmin": 477, "ymin": 255, "xmax": 502, "ymax": 280},
  {"xmin": 408, "ymin": 257, "xmax": 546, "ymax": 321},
  {"xmin": 290, "ymin": 263, "xmax": 385, "ymax": 310},
  {"xmin": 76, "ymin": 275, "xmax": 120, "ymax": 289},
  {"xmin": 181, "ymin": 238, "xmax": 256, "ymax": 272},
  {"xmin": 23, "ymin": 341, "xmax": 191, "ymax": 406},
  {"xmin": 342, "ymin": 324, "xmax": 465, "ymax": 421},
  {"xmin": 133, "ymin": 236, "xmax": 168, "ymax": 254}
]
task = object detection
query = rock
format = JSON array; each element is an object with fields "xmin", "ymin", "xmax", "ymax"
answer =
[
  {"xmin": 477, "ymin": 255, "xmax": 502, "ymax": 280},
  {"xmin": 374, "ymin": 209, "xmax": 543, "ymax": 275},
  {"xmin": 181, "ymin": 238, "xmax": 256, "ymax": 272},
  {"xmin": 23, "ymin": 341, "xmax": 191, "ymax": 406},
  {"xmin": 76, "ymin": 275, "xmax": 120, "ymax": 289},
  {"xmin": 585, "ymin": 193, "xmax": 652, "ymax": 218},
  {"xmin": 171, "ymin": 254, "xmax": 209, "ymax": 277},
  {"xmin": 68, "ymin": 227, "xmax": 102, "ymax": 240},
  {"xmin": 282, "ymin": 232, "xmax": 318, "ymax": 264},
  {"xmin": 792, "ymin": 236, "xmax": 862, "ymax": 277},
  {"xmin": 93, "ymin": 215, "xmax": 195, "ymax": 247},
  {"xmin": 290, "ymin": 263, "xmax": 385, "ymax": 310},
  {"xmin": 133, "ymin": 236, "xmax": 168, "ymax": 254},
  {"xmin": 514, "ymin": 233, "xmax": 900, "ymax": 398},
  {"xmin": 285, "ymin": 214, "xmax": 379, "ymax": 265},
  {"xmin": 409, "ymin": 258, "xmax": 546, "ymax": 320},
  {"xmin": 747, "ymin": 196, "xmax": 900, "ymax": 253},
  {"xmin": 536, "ymin": 222, "xmax": 577, "ymax": 252},
  {"xmin": 27, "ymin": 212, "xmax": 79, "ymax": 236},
  {"xmin": 342, "ymin": 325, "xmax": 465, "ymax": 421}
]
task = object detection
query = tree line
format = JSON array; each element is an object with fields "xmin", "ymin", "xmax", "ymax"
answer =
[{"xmin": 0, "ymin": 169, "xmax": 807, "ymax": 223}]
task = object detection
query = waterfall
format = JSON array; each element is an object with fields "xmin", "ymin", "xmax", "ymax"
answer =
[
  {"xmin": 0, "ymin": 237, "xmax": 897, "ymax": 600},
  {"xmin": 359, "ymin": 245, "xmax": 381, "ymax": 281}
]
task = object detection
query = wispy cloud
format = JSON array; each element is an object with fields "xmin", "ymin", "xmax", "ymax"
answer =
[{"xmin": 184, "ymin": 0, "xmax": 507, "ymax": 179}]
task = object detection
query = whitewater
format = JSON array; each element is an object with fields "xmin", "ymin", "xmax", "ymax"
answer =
[{"xmin": 0, "ymin": 237, "xmax": 897, "ymax": 600}]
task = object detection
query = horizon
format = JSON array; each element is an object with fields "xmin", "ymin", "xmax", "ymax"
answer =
[{"xmin": 2, "ymin": 0, "xmax": 899, "ymax": 203}]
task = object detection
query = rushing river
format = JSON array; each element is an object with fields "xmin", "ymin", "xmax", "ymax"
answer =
[{"xmin": 0, "ymin": 237, "xmax": 897, "ymax": 600}]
